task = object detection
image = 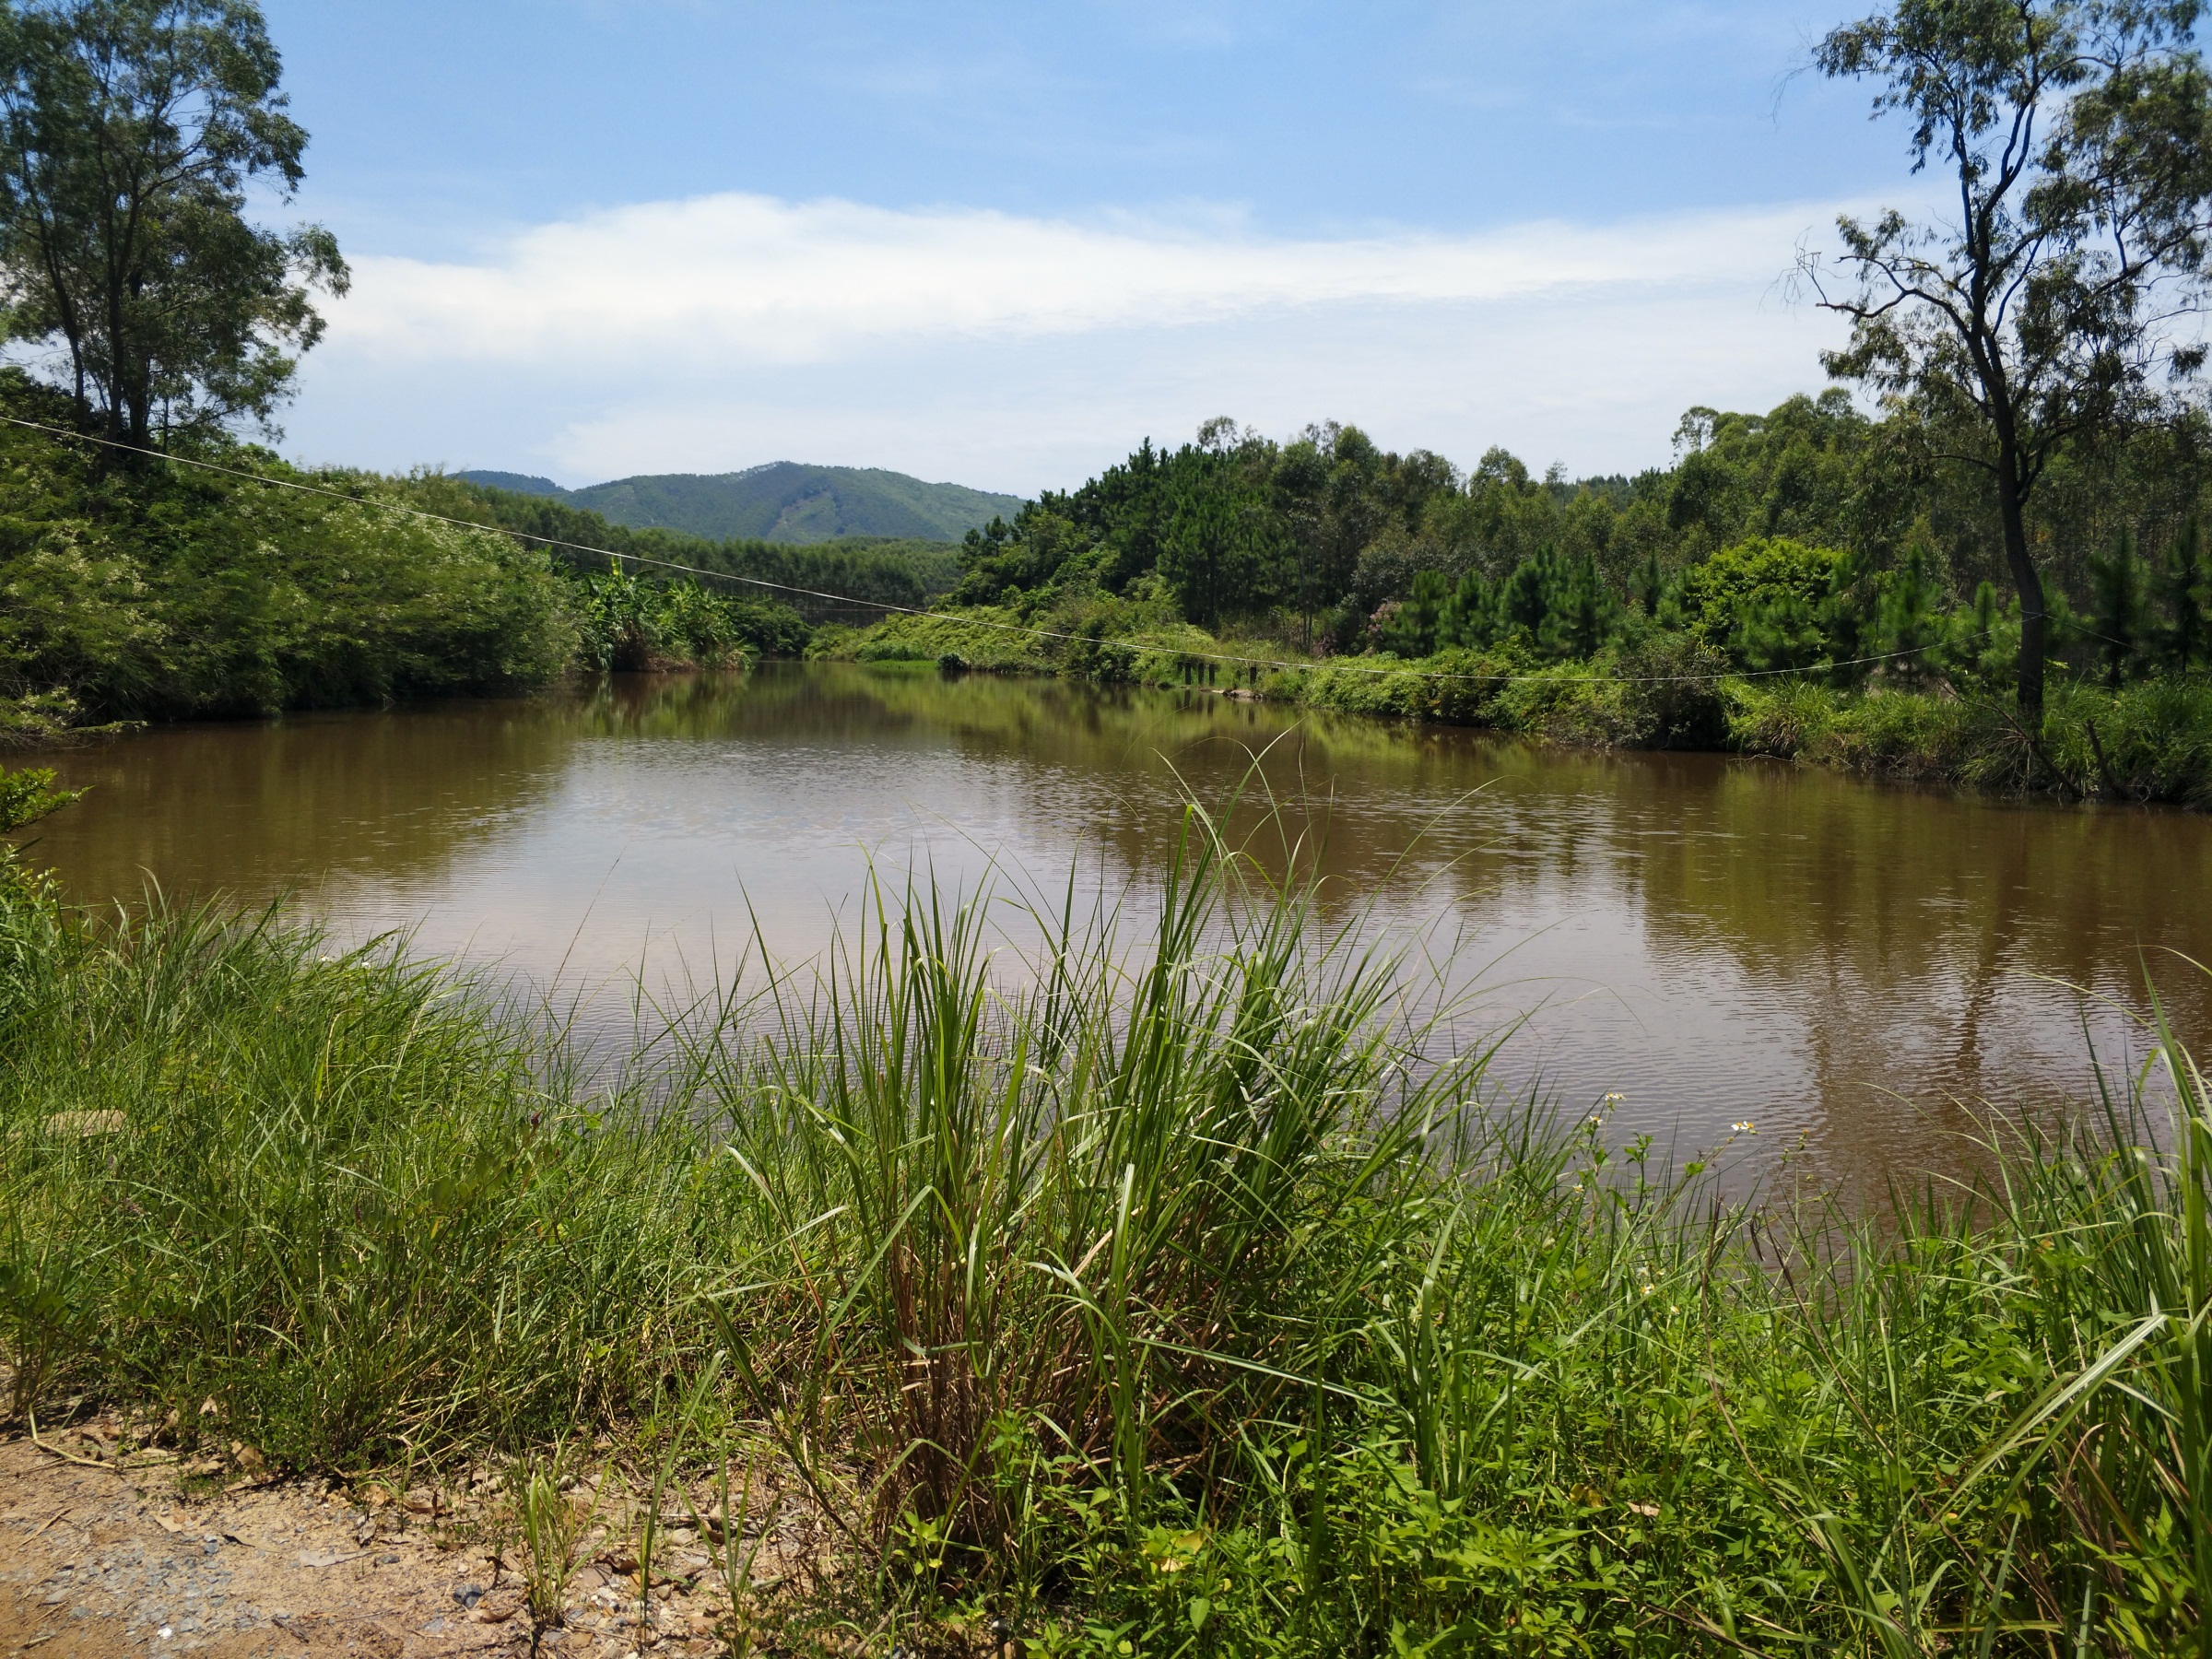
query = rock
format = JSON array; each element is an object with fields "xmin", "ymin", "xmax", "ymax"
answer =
[{"xmin": 43, "ymin": 1110, "xmax": 125, "ymax": 1136}]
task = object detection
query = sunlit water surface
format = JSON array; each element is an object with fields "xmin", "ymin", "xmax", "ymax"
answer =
[{"xmin": 23, "ymin": 662, "xmax": 2210, "ymax": 1192}]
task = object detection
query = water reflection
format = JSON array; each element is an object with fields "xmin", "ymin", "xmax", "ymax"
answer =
[{"xmin": 21, "ymin": 662, "xmax": 2207, "ymax": 1189}]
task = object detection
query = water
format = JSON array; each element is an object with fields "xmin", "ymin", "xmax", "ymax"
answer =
[{"xmin": 21, "ymin": 661, "xmax": 2209, "ymax": 1191}]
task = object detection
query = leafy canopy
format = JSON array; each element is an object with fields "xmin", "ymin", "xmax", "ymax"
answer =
[
  {"xmin": 1807, "ymin": 0, "xmax": 2212, "ymax": 712},
  {"xmin": 0, "ymin": 0, "xmax": 347, "ymax": 447}
]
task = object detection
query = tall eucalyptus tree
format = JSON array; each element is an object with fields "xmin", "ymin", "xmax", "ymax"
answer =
[
  {"xmin": 1807, "ymin": 0, "xmax": 2212, "ymax": 717},
  {"xmin": 0, "ymin": 0, "xmax": 345, "ymax": 451}
]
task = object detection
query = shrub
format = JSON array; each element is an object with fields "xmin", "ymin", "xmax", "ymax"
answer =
[
  {"xmin": 0, "ymin": 397, "xmax": 575, "ymax": 720},
  {"xmin": 1677, "ymin": 536, "xmax": 1847, "ymax": 654}
]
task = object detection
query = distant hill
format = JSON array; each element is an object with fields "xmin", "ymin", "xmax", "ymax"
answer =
[
  {"xmin": 455, "ymin": 463, "xmax": 1024, "ymax": 544},
  {"xmin": 458, "ymin": 471, "xmax": 565, "ymax": 498}
]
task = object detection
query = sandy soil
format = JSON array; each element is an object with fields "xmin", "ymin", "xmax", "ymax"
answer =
[{"xmin": 0, "ymin": 1418, "xmax": 824, "ymax": 1658}]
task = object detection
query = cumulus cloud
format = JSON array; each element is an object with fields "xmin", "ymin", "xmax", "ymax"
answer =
[{"xmin": 289, "ymin": 190, "xmax": 1868, "ymax": 489}]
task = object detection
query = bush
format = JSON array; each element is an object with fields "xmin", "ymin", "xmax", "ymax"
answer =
[
  {"xmin": 0, "ymin": 384, "xmax": 575, "ymax": 722},
  {"xmin": 1677, "ymin": 536, "xmax": 1847, "ymax": 649},
  {"xmin": 2041, "ymin": 677, "xmax": 2212, "ymax": 806}
]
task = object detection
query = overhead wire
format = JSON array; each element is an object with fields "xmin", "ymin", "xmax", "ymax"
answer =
[{"xmin": 0, "ymin": 411, "xmax": 1948, "ymax": 688}]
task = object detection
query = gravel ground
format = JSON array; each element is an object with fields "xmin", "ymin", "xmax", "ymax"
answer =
[{"xmin": 0, "ymin": 1421, "xmax": 819, "ymax": 1658}]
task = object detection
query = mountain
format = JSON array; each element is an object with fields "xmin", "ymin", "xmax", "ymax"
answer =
[
  {"xmin": 457, "ymin": 470, "xmax": 564, "ymax": 497},
  {"xmin": 454, "ymin": 462, "xmax": 1024, "ymax": 544}
]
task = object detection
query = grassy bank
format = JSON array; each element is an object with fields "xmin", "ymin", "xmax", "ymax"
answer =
[
  {"xmin": 0, "ymin": 383, "xmax": 825, "ymax": 737},
  {"xmin": 2, "ymin": 788, "xmax": 2207, "ymax": 1654},
  {"xmin": 1284, "ymin": 645, "xmax": 2212, "ymax": 807},
  {"xmin": 818, "ymin": 606, "xmax": 2212, "ymax": 806}
]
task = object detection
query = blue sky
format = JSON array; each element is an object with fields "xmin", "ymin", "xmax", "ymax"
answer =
[{"xmin": 261, "ymin": 1, "xmax": 1915, "ymax": 492}]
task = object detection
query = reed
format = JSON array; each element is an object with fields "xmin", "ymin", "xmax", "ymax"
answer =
[{"xmin": 1, "ymin": 810, "xmax": 2207, "ymax": 1654}]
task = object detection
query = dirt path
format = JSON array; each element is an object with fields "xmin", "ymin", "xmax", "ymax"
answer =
[{"xmin": 0, "ymin": 1427, "xmax": 773, "ymax": 1657}]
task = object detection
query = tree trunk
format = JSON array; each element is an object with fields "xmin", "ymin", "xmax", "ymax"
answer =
[{"xmin": 1995, "ymin": 440, "xmax": 2047, "ymax": 723}]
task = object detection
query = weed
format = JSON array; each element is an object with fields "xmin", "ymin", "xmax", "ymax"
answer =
[{"xmin": 511, "ymin": 1442, "xmax": 600, "ymax": 1634}]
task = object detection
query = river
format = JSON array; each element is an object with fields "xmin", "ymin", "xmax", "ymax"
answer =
[{"xmin": 21, "ymin": 661, "xmax": 2208, "ymax": 1192}]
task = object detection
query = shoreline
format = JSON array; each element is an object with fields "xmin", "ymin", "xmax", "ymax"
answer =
[{"xmin": 3, "ymin": 835, "xmax": 2206, "ymax": 1653}]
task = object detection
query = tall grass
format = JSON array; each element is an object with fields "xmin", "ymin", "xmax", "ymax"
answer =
[{"xmin": 2, "ymin": 814, "xmax": 2209, "ymax": 1654}]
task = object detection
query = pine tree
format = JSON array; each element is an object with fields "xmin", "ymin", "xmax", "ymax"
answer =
[
  {"xmin": 1547, "ymin": 552, "xmax": 1607, "ymax": 660},
  {"xmin": 1734, "ymin": 591, "xmax": 1824, "ymax": 673},
  {"xmin": 1941, "ymin": 580, "xmax": 2008, "ymax": 688},
  {"xmin": 1634, "ymin": 549, "xmax": 1667, "ymax": 618},
  {"xmin": 1440, "ymin": 571, "xmax": 1493, "ymax": 651},
  {"xmin": 1819, "ymin": 552, "xmax": 1867, "ymax": 685},
  {"xmin": 1497, "ymin": 551, "xmax": 1553, "ymax": 644},
  {"xmin": 2156, "ymin": 516, "xmax": 2208, "ymax": 674},
  {"xmin": 1877, "ymin": 541, "xmax": 1940, "ymax": 686},
  {"xmin": 1381, "ymin": 568, "xmax": 1448, "ymax": 658},
  {"xmin": 2088, "ymin": 528, "xmax": 2147, "ymax": 688}
]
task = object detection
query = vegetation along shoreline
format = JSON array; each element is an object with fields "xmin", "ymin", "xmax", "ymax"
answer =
[
  {"xmin": 4, "ymin": 390, "xmax": 2207, "ymax": 809},
  {"xmin": 4, "ymin": 771, "xmax": 2212, "ymax": 1654}
]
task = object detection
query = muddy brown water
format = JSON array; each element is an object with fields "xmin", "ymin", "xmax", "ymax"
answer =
[{"xmin": 18, "ymin": 661, "xmax": 2209, "ymax": 1193}]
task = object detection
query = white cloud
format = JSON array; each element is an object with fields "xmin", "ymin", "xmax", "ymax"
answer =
[{"xmin": 290, "ymin": 190, "xmax": 1866, "ymax": 491}]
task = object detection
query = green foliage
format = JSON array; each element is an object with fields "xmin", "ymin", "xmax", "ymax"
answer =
[
  {"xmin": 1677, "ymin": 535, "xmax": 1848, "ymax": 653},
  {"xmin": 0, "ymin": 0, "xmax": 347, "ymax": 445},
  {"xmin": 1726, "ymin": 677, "xmax": 2212, "ymax": 806},
  {"xmin": 2159, "ymin": 517, "xmax": 2211, "ymax": 674},
  {"xmin": 570, "ymin": 565, "xmax": 799, "ymax": 672},
  {"xmin": 7, "ymin": 837, "xmax": 2212, "ymax": 1653},
  {"xmin": 2090, "ymin": 530, "xmax": 2151, "ymax": 688},
  {"xmin": 0, "ymin": 761, "xmax": 76, "ymax": 833},
  {"xmin": 1375, "ymin": 568, "xmax": 1449, "ymax": 658},
  {"xmin": 1876, "ymin": 535, "xmax": 1943, "ymax": 688},
  {"xmin": 0, "ymin": 382, "xmax": 576, "ymax": 722}
]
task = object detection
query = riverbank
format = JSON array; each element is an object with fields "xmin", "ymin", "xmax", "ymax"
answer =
[
  {"xmin": 0, "ymin": 391, "xmax": 821, "ymax": 740},
  {"xmin": 817, "ymin": 606, "xmax": 2212, "ymax": 807},
  {"xmin": 2, "ymin": 806, "xmax": 2204, "ymax": 1656}
]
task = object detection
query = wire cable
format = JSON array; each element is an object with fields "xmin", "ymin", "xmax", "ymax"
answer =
[{"xmin": 0, "ymin": 411, "xmax": 1946, "ymax": 688}]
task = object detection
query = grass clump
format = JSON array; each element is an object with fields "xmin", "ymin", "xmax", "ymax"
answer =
[
  {"xmin": 3, "ymin": 797, "xmax": 2211, "ymax": 1653},
  {"xmin": 1727, "ymin": 676, "xmax": 2212, "ymax": 805}
]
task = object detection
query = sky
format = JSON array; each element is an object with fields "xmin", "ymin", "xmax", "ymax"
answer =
[{"xmin": 255, "ymin": 0, "xmax": 1920, "ymax": 495}]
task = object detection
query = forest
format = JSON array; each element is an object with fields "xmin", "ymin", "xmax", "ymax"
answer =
[
  {"xmin": 816, "ymin": 396, "xmax": 2212, "ymax": 804},
  {"xmin": 939, "ymin": 395, "xmax": 2211, "ymax": 696}
]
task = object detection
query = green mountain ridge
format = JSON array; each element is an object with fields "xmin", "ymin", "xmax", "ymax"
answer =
[{"xmin": 455, "ymin": 462, "xmax": 1025, "ymax": 544}]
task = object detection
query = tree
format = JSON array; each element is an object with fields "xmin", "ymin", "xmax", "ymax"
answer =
[
  {"xmin": 1377, "ymin": 567, "xmax": 1447, "ymax": 657},
  {"xmin": 2088, "ymin": 525, "xmax": 2148, "ymax": 683},
  {"xmin": 1547, "ymin": 552, "xmax": 1607, "ymax": 659},
  {"xmin": 1879, "ymin": 535, "xmax": 1946, "ymax": 685},
  {"xmin": 1807, "ymin": 0, "xmax": 2212, "ymax": 718},
  {"xmin": 2156, "ymin": 512, "xmax": 2208, "ymax": 669},
  {"xmin": 0, "ymin": 0, "xmax": 346, "ymax": 450}
]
